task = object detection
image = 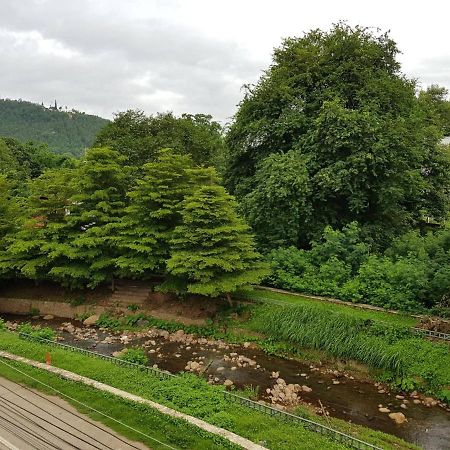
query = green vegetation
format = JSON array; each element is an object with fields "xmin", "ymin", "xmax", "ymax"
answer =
[
  {"xmin": 94, "ymin": 110, "xmax": 226, "ymax": 170},
  {"xmin": 0, "ymin": 331, "xmax": 416, "ymax": 449},
  {"xmin": 225, "ymin": 23, "xmax": 450, "ymax": 251},
  {"xmin": 266, "ymin": 222, "xmax": 450, "ymax": 313},
  {"xmin": 16, "ymin": 322, "xmax": 56, "ymax": 340},
  {"xmin": 0, "ymin": 147, "xmax": 265, "ymax": 295},
  {"xmin": 0, "ymin": 359, "xmax": 238, "ymax": 450},
  {"xmin": 166, "ymin": 184, "xmax": 269, "ymax": 297},
  {"xmin": 118, "ymin": 348, "xmax": 149, "ymax": 366},
  {"xmin": 244, "ymin": 301, "xmax": 450, "ymax": 402},
  {"xmin": 0, "ymin": 99, "xmax": 108, "ymax": 156}
]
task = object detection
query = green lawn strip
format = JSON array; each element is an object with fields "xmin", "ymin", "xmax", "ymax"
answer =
[
  {"xmin": 245, "ymin": 304, "xmax": 450, "ymax": 402},
  {"xmin": 0, "ymin": 331, "xmax": 415, "ymax": 450},
  {"xmin": 239, "ymin": 289, "xmax": 418, "ymax": 327},
  {"xmin": 0, "ymin": 359, "xmax": 232, "ymax": 450}
]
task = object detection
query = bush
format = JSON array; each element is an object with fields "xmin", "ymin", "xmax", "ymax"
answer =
[
  {"xmin": 118, "ymin": 348, "xmax": 148, "ymax": 366},
  {"xmin": 266, "ymin": 223, "xmax": 450, "ymax": 313},
  {"xmin": 17, "ymin": 323, "xmax": 56, "ymax": 340}
]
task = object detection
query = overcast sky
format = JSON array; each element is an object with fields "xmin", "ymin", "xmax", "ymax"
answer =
[{"xmin": 1, "ymin": 0, "xmax": 449, "ymax": 122}]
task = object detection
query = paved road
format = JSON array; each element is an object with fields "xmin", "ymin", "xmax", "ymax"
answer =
[{"xmin": 0, "ymin": 377, "xmax": 149, "ymax": 450}]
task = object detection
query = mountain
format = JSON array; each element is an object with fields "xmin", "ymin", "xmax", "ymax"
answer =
[{"xmin": 0, "ymin": 99, "xmax": 109, "ymax": 156}]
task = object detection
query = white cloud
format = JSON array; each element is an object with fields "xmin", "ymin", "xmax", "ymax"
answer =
[{"xmin": 1, "ymin": 0, "xmax": 449, "ymax": 121}]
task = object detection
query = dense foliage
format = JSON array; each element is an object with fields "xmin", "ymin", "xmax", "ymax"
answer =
[
  {"xmin": 94, "ymin": 110, "xmax": 226, "ymax": 170},
  {"xmin": 0, "ymin": 145, "xmax": 266, "ymax": 296},
  {"xmin": 225, "ymin": 23, "xmax": 450, "ymax": 249},
  {"xmin": 266, "ymin": 222, "xmax": 450, "ymax": 312},
  {"xmin": 0, "ymin": 99, "xmax": 108, "ymax": 156},
  {"xmin": 166, "ymin": 184, "xmax": 269, "ymax": 297}
]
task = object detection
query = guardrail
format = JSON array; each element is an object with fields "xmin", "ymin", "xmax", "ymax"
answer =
[
  {"xmin": 412, "ymin": 328, "xmax": 450, "ymax": 341},
  {"xmin": 16, "ymin": 331, "xmax": 382, "ymax": 450},
  {"xmin": 18, "ymin": 332, "xmax": 175, "ymax": 379},
  {"xmin": 224, "ymin": 391, "xmax": 382, "ymax": 450}
]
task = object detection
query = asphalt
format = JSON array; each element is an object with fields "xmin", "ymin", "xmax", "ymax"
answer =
[{"xmin": 0, "ymin": 376, "xmax": 149, "ymax": 450}]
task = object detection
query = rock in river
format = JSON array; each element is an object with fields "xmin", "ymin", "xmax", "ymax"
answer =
[
  {"xmin": 389, "ymin": 412, "xmax": 407, "ymax": 424},
  {"xmin": 83, "ymin": 314, "xmax": 99, "ymax": 326}
]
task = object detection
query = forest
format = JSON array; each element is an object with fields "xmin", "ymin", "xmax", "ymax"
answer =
[
  {"xmin": 2, "ymin": 24, "xmax": 450, "ymax": 315},
  {"xmin": 0, "ymin": 98, "xmax": 108, "ymax": 156}
]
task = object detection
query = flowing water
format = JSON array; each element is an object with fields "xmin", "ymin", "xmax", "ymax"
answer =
[{"xmin": 2, "ymin": 314, "xmax": 449, "ymax": 450}]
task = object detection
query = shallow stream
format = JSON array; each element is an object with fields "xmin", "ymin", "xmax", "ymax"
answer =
[{"xmin": 3, "ymin": 314, "xmax": 450, "ymax": 450}]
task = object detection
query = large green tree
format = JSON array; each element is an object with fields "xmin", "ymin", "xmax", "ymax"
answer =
[
  {"xmin": 166, "ymin": 184, "xmax": 269, "ymax": 300},
  {"xmin": 94, "ymin": 110, "xmax": 226, "ymax": 170},
  {"xmin": 225, "ymin": 23, "xmax": 450, "ymax": 248},
  {"xmin": 116, "ymin": 149, "xmax": 195, "ymax": 278},
  {"xmin": 44, "ymin": 147, "xmax": 129, "ymax": 288},
  {"xmin": 0, "ymin": 176, "xmax": 19, "ymax": 244},
  {"xmin": 240, "ymin": 150, "xmax": 311, "ymax": 250},
  {"xmin": 0, "ymin": 167, "xmax": 75, "ymax": 280}
]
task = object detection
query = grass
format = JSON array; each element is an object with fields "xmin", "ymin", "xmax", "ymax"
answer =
[
  {"xmin": 238, "ymin": 288, "xmax": 419, "ymax": 327},
  {"xmin": 246, "ymin": 303, "xmax": 450, "ymax": 402},
  {"xmin": 0, "ymin": 359, "xmax": 235, "ymax": 450},
  {"xmin": 0, "ymin": 331, "xmax": 417, "ymax": 450}
]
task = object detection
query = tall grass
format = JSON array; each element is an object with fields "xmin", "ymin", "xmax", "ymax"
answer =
[{"xmin": 251, "ymin": 304, "xmax": 407, "ymax": 374}]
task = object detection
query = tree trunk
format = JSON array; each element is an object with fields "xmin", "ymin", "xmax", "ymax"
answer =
[
  {"xmin": 111, "ymin": 275, "xmax": 115, "ymax": 292},
  {"xmin": 226, "ymin": 292, "xmax": 233, "ymax": 307}
]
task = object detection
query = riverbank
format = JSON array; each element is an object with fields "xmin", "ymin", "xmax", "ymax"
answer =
[
  {"xmin": 0, "ymin": 330, "xmax": 360, "ymax": 450},
  {"xmin": 2, "ymin": 315, "xmax": 447, "ymax": 449}
]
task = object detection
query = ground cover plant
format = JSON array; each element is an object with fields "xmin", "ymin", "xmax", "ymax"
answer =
[{"xmin": 0, "ymin": 331, "xmax": 416, "ymax": 450}]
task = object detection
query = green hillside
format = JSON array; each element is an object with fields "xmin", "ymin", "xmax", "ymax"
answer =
[{"xmin": 0, "ymin": 99, "xmax": 109, "ymax": 156}]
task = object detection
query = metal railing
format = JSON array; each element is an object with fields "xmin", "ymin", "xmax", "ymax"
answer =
[
  {"xmin": 224, "ymin": 391, "xmax": 382, "ymax": 450},
  {"xmin": 18, "ymin": 332, "xmax": 175, "ymax": 379},
  {"xmin": 412, "ymin": 328, "xmax": 450, "ymax": 341},
  {"xmin": 16, "ymin": 331, "xmax": 382, "ymax": 450}
]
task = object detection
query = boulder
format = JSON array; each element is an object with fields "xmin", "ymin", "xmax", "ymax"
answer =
[
  {"xmin": 423, "ymin": 397, "xmax": 437, "ymax": 407},
  {"xmin": 378, "ymin": 407, "xmax": 391, "ymax": 413},
  {"xmin": 224, "ymin": 379, "xmax": 233, "ymax": 387},
  {"xmin": 43, "ymin": 315, "xmax": 54, "ymax": 320},
  {"xmin": 389, "ymin": 412, "xmax": 407, "ymax": 424},
  {"xmin": 83, "ymin": 315, "xmax": 99, "ymax": 326}
]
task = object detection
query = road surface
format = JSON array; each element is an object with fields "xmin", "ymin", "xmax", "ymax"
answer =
[{"xmin": 0, "ymin": 376, "xmax": 149, "ymax": 450}]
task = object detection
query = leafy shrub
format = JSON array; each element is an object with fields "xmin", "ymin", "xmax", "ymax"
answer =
[
  {"xmin": 0, "ymin": 318, "xmax": 5, "ymax": 330},
  {"xmin": 266, "ymin": 223, "xmax": 450, "ymax": 313},
  {"xmin": 119, "ymin": 348, "xmax": 148, "ymax": 366},
  {"xmin": 95, "ymin": 313, "xmax": 121, "ymax": 329},
  {"xmin": 17, "ymin": 322, "xmax": 56, "ymax": 340}
]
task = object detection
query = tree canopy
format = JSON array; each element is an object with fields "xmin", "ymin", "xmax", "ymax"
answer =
[
  {"xmin": 94, "ymin": 110, "xmax": 226, "ymax": 170},
  {"xmin": 225, "ymin": 23, "xmax": 450, "ymax": 249},
  {"xmin": 0, "ymin": 99, "xmax": 108, "ymax": 156}
]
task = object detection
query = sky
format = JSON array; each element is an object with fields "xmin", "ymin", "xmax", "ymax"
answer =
[{"xmin": 1, "ymin": 0, "xmax": 450, "ymax": 123}]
